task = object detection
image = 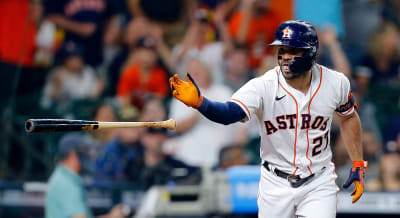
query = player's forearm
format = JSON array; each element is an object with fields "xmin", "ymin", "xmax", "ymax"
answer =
[
  {"xmin": 339, "ymin": 112, "xmax": 363, "ymax": 161},
  {"xmin": 197, "ymin": 97, "xmax": 246, "ymax": 125}
]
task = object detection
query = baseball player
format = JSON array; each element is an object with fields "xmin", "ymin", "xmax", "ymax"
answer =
[{"xmin": 170, "ymin": 20, "xmax": 368, "ymax": 217}]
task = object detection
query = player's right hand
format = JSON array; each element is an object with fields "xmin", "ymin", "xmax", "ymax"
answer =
[
  {"xmin": 169, "ymin": 73, "xmax": 204, "ymax": 108},
  {"xmin": 343, "ymin": 160, "xmax": 368, "ymax": 203}
]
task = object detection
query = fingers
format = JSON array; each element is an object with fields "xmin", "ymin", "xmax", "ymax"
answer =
[
  {"xmin": 342, "ymin": 169, "xmax": 355, "ymax": 189},
  {"xmin": 186, "ymin": 73, "xmax": 194, "ymax": 84},
  {"xmin": 342, "ymin": 177, "xmax": 352, "ymax": 189},
  {"xmin": 186, "ymin": 72, "xmax": 201, "ymax": 97},
  {"xmin": 351, "ymin": 181, "xmax": 364, "ymax": 203},
  {"xmin": 170, "ymin": 76, "xmax": 180, "ymax": 96},
  {"xmin": 169, "ymin": 77, "xmax": 175, "ymax": 91},
  {"xmin": 173, "ymin": 74, "xmax": 183, "ymax": 84},
  {"xmin": 343, "ymin": 177, "xmax": 364, "ymax": 203},
  {"xmin": 351, "ymin": 187, "xmax": 356, "ymax": 196},
  {"xmin": 169, "ymin": 74, "xmax": 183, "ymax": 91},
  {"xmin": 172, "ymin": 90, "xmax": 179, "ymax": 98}
]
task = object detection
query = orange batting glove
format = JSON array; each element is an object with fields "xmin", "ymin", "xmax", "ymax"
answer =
[
  {"xmin": 343, "ymin": 160, "xmax": 368, "ymax": 203},
  {"xmin": 169, "ymin": 73, "xmax": 204, "ymax": 108}
]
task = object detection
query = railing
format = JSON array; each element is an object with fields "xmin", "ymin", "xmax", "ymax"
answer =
[{"xmin": 1, "ymin": 167, "xmax": 399, "ymax": 218}]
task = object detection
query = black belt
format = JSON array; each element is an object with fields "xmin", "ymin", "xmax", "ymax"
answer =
[{"xmin": 263, "ymin": 161, "xmax": 315, "ymax": 188}]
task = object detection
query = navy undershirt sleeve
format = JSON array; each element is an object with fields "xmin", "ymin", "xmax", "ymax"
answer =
[{"xmin": 197, "ymin": 97, "xmax": 247, "ymax": 125}]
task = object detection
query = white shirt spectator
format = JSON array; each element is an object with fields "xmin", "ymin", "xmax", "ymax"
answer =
[
  {"xmin": 41, "ymin": 65, "xmax": 103, "ymax": 110},
  {"xmin": 172, "ymin": 42, "xmax": 225, "ymax": 85},
  {"xmin": 167, "ymin": 84, "xmax": 242, "ymax": 167}
]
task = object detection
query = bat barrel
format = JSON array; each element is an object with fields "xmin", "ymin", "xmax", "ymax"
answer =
[
  {"xmin": 25, "ymin": 119, "xmax": 176, "ymax": 133},
  {"xmin": 25, "ymin": 119, "xmax": 35, "ymax": 132},
  {"xmin": 25, "ymin": 119, "xmax": 98, "ymax": 133}
]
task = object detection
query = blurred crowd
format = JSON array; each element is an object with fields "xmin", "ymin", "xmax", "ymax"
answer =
[{"xmin": 0, "ymin": 0, "xmax": 399, "ymax": 199}]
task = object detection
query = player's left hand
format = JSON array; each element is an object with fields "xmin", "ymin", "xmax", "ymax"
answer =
[
  {"xmin": 169, "ymin": 73, "xmax": 204, "ymax": 108},
  {"xmin": 343, "ymin": 160, "xmax": 368, "ymax": 203}
]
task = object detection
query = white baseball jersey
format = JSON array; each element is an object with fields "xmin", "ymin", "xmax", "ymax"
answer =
[{"xmin": 231, "ymin": 64, "xmax": 355, "ymax": 178}]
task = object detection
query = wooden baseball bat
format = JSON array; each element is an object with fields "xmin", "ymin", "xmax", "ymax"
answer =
[{"xmin": 25, "ymin": 119, "xmax": 176, "ymax": 133}]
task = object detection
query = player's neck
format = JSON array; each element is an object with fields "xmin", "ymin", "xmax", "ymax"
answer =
[{"xmin": 286, "ymin": 70, "xmax": 312, "ymax": 95}]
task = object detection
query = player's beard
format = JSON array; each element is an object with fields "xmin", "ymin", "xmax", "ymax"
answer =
[
  {"xmin": 279, "ymin": 58, "xmax": 297, "ymax": 80},
  {"xmin": 278, "ymin": 57, "xmax": 309, "ymax": 80}
]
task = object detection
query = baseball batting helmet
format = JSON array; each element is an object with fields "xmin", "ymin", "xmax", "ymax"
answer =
[{"xmin": 269, "ymin": 20, "xmax": 318, "ymax": 77}]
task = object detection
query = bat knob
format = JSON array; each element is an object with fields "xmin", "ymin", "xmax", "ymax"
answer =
[{"xmin": 167, "ymin": 119, "xmax": 176, "ymax": 130}]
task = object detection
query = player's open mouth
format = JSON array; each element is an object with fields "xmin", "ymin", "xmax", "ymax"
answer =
[{"xmin": 282, "ymin": 65, "xmax": 290, "ymax": 73}]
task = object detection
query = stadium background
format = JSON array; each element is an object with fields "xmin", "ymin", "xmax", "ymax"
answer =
[{"xmin": 0, "ymin": 0, "xmax": 399, "ymax": 217}]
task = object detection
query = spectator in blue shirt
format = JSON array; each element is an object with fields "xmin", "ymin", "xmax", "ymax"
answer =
[
  {"xmin": 124, "ymin": 127, "xmax": 202, "ymax": 190},
  {"xmin": 46, "ymin": 133, "xmax": 123, "ymax": 218},
  {"xmin": 95, "ymin": 126, "xmax": 144, "ymax": 181}
]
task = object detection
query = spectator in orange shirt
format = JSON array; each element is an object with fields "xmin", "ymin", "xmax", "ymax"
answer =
[
  {"xmin": 228, "ymin": 0, "xmax": 282, "ymax": 69},
  {"xmin": 117, "ymin": 36, "xmax": 169, "ymax": 110},
  {"xmin": 0, "ymin": 0, "xmax": 40, "ymax": 68},
  {"xmin": 0, "ymin": 0, "xmax": 42, "ymax": 107}
]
